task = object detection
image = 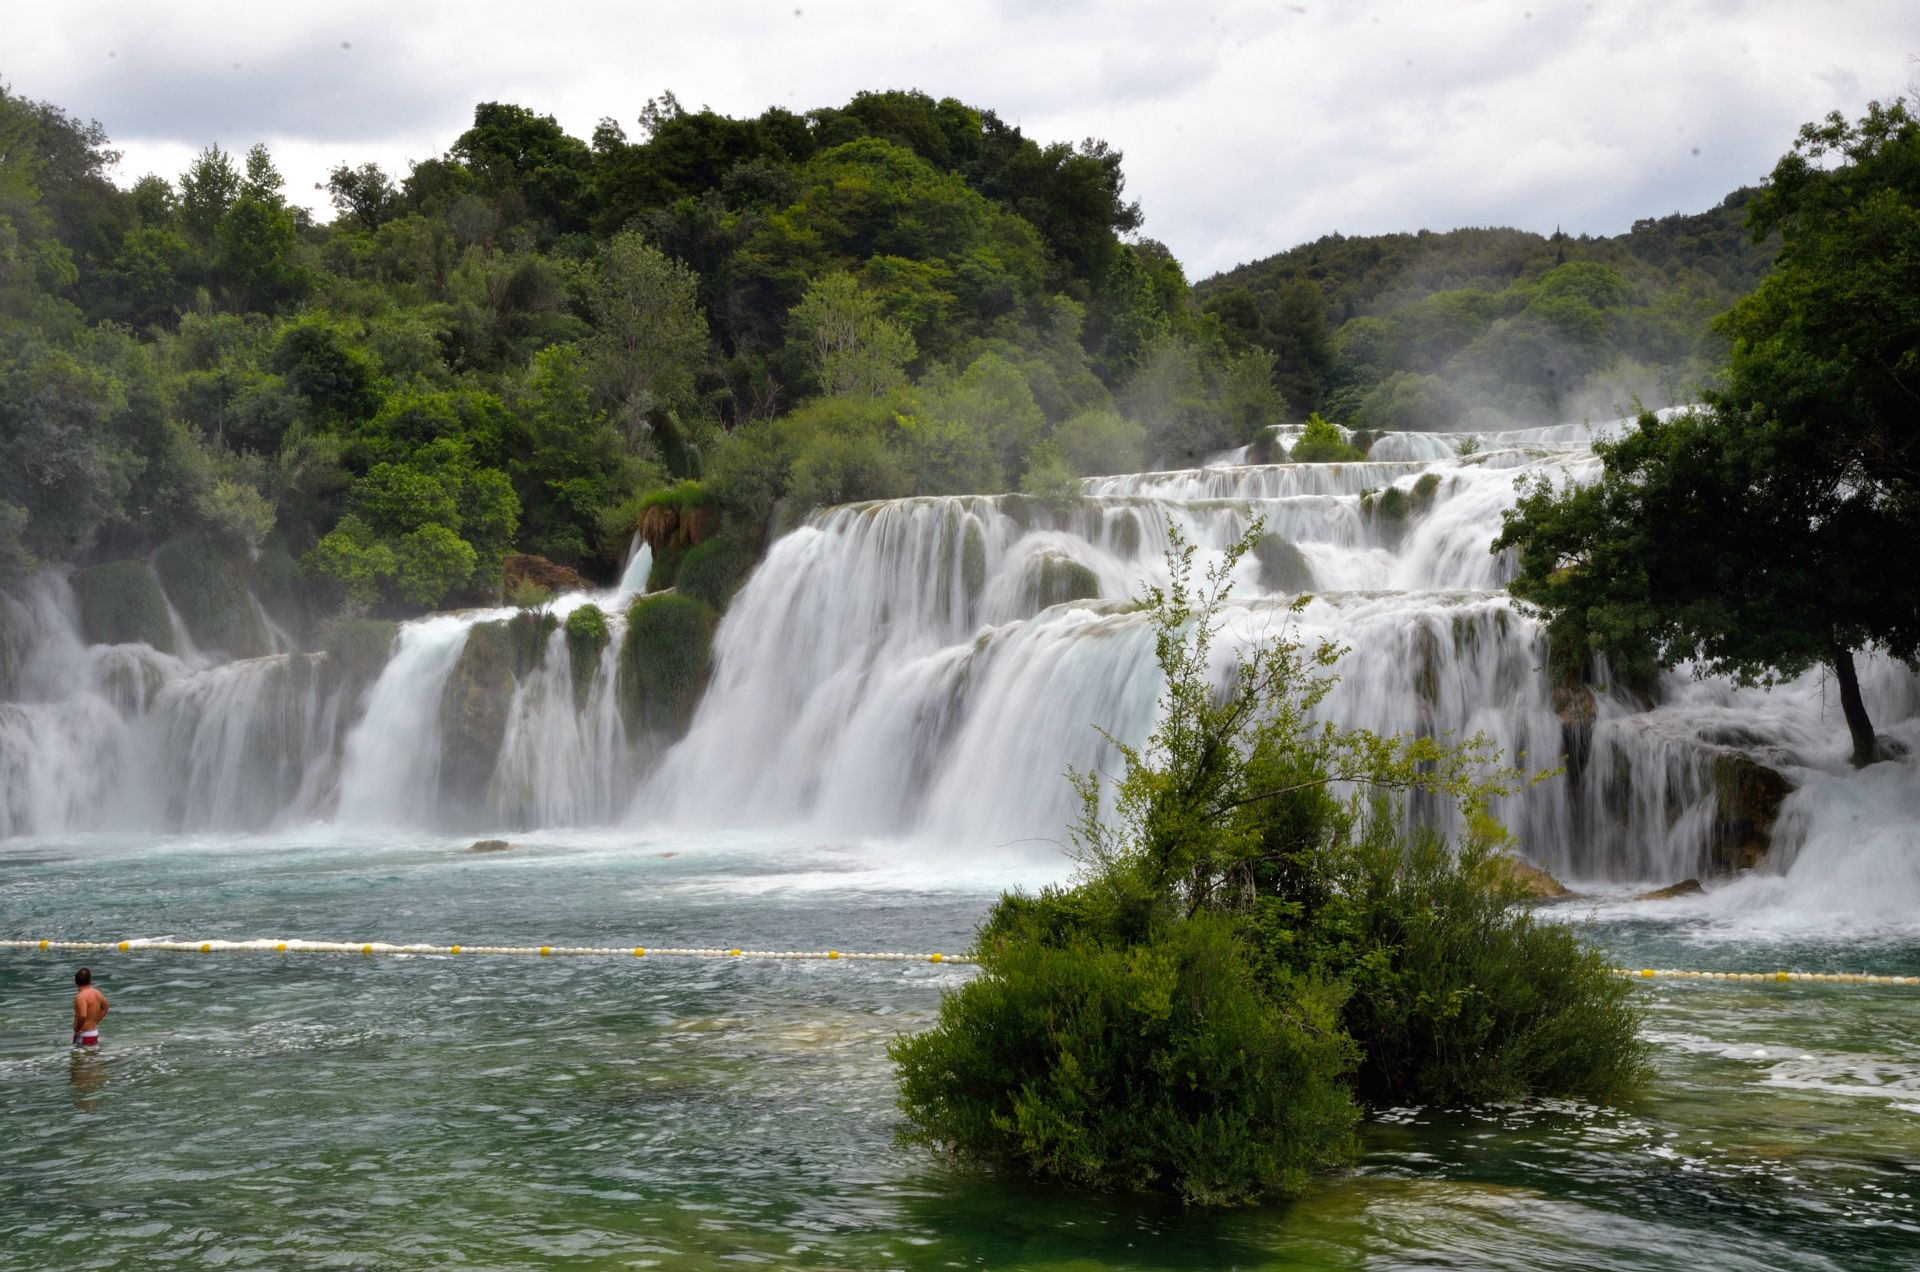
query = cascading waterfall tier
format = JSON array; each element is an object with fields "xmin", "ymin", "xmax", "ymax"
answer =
[
  {"xmin": 643, "ymin": 416, "xmax": 1920, "ymax": 889},
  {"xmin": 3, "ymin": 418, "xmax": 1916, "ymax": 903}
]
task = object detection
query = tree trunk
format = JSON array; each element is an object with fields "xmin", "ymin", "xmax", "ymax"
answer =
[{"xmin": 1830, "ymin": 644, "xmax": 1878, "ymax": 768}]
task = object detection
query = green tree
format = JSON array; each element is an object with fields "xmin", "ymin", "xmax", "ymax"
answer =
[
  {"xmin": 1496, "ymin": 102, "xmax": 1919, "ymax": 767},
  {"xmin": 587, "ymin": 232, "xmax": 709, "ymax": 444},
  {"xmin": 786, "ymin": 270, "xmax": 915, "ymax": 398}
]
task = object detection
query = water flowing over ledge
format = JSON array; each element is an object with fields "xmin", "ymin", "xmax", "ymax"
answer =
[{"xmin": 4, "ymin": 416, "xmax": 1916, "ymax": 915}]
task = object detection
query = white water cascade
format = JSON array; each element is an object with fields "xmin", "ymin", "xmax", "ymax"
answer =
[
  {"xmin": 3, "ymin": 417, "xmax": 1916, "ymax": 910},
  {"xmin": 642, "ymin": 416, "xmax": 1920, "ymax": 895}
]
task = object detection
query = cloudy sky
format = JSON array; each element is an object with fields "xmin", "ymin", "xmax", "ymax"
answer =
[{"xmin": 6, "ymin": 0, "xmax": 1912, "ymax": 276}]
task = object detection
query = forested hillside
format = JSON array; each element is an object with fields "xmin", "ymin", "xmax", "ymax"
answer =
[
  {"xmin": 1, "ymin": 82, "xmax": 1770, "ymax": 635},
  {"xmin": 1195, "ymin": 195, "xmax": 1774, "ymax": 425}
]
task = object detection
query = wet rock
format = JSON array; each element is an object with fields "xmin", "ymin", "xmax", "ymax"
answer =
[
  {"xmin": 438, "ymin": 623, "xmax": 518, "ymax": 817},
  {"xmin": 468, "ymin": 839, "xmax": 515, "ymax": 853},
  {"xmin": 1498, "ymin": 856, "xmax": 1571, "ymax": 899},
  {"xmin": 961, "ymin": 519, "xmax": 988, "ymax": 603},
  {"xmin": 1026, "ymin": 551, "xmax": 1100, "ymax": 610},
  {"xmin": 68, "ymin": 560, "xmax": 175, "ymax": 651},
  {"xmin": 504, "ymin": 554, "xmax": 593, "ymax": 596},
  {"xmin": 1708, "ymin": 754, "xmax": 1793, "ymax": 873},
  {"xmin": 1636, "ymin": 878, "xmax": 1704, "ymax": 901}
]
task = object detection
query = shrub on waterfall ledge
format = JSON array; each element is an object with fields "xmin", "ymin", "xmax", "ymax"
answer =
[
  {"xmin": 617, "ymin": 593, "xmax": 714, "ymax": 735},
  {"xmin": 891, "ymin": 525, "xmax": 1646, "ymax": 1204}
]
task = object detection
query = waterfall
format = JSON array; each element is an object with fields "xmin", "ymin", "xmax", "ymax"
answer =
[
  {"xmin": 640, "ymin": 414, "xmax": 1920, "ymax": 887},
  {"xmin": 3, "ymin": 410, "xmax": 1916, "ymax": 901}
]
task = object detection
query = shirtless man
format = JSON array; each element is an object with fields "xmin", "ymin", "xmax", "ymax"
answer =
[{"xmin": 72, "ymin": 968, "xmax": 108, "ymax": 1048}]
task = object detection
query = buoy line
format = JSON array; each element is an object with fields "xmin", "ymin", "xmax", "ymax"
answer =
[
  {"xmin": 1611, "ymin": 967, "xmax": 1920, "ymax": 986},
  {"xmin": 5, "ymin": 939, "xmax": 1920, "ymax": 985},
  {"xmin": 1, "ymin": 937, "xmax": 968, "ymax": 963}
]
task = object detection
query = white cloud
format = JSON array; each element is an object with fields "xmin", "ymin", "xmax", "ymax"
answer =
[{"xmin": 4, "ymin": 0, "xmax": 1910, "ymax": 275}]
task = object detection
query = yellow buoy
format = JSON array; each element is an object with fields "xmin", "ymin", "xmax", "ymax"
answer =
[
  {"xmin": 201, "ymin": 943, "xmax": 212, "ymax": 953},
  {"xmin": 38, "ymin": 939, "xmax": 47, "ymax": 950},
  {"xmin": 539, "ymin": 946, "xmax": 551, "ymax": 956},
  {"xmin": 929, "ymin": 953, "xmax": 944, "ymax": 963},
  {"xmin": 361, "ymin": 944, "xmax": 372, "ymax": 956},
  {"xmin": 117, "ymin": 941, "xmax": 129, "ymax": 952},
  {"xmin": 276, "ymin": 942, "xmax": 287, "ymax": 953},
  {"xmin": 633, "ymin": 947, "xmax": 645, "ymax": 957}
]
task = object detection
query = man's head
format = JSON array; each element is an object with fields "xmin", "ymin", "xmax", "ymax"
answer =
[{"xmin": 74, "ymin": 967, "xmax": 91, "ymax": 988}]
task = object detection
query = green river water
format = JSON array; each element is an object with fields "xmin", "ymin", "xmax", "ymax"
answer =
[{"xmin": 3, "ymin": 829, "xmax": 1917, "ymax": 1270}]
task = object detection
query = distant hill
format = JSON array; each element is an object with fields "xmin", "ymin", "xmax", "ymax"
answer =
[{"xmin": 1191, "ymin": 191, "xmax": 1777, "ymax": 425}]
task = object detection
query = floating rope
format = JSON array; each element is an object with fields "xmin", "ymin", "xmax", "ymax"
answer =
[
  {"xmin": 1611, "ymin": 967, "xmax": 1920, "ymax": 986},
  {"xmin": 1, "ymin": 937, "xmax": 967, "ymax": 963},
  {"xmin": 6, "ymin": 939, "xmax": 1920, "ymax": 984}
]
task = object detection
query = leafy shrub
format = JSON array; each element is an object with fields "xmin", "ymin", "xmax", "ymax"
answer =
[
  {"xmin": 892, "ymin": 525, "xmax": 1645, "ymax": 1204},
  {"xmin": 675, "ymin": 535, "xmax": 755, "ymax": 611},
  {"xmin": 68, "ymin": 560, "xmax": 175, "ymax": 651},
  {"xmin": 617, "ymin": 593, "xmax": 714, "ymax": 735},
  {"xmin": 1305, "ymin": 825, "xmax": 1646, "ymax": 1106},
  {"xmin": 1018, "ymin": 440, "xmax": 1082, "ymax": 515},
  {"xmin": 1287, "ymin": 412, "xmax": 1364, "ymax": 464},
  {"xmin": 892, "ymin": 905, "xmax": 1358, "ymax": 1205},
  {"xmin": 563, "ymin": 603, "xmax": 608, "ymax": 707}
]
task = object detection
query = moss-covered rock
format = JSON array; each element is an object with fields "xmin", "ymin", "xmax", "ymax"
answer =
[
  {"xmin": 961, "ymin": 518, "xmax": 988, "ymax": 603},
  {"xmin": 1252, "ymin": 535, "xmax": 1314, "ymax": 594},
  {"xmin": 563, "ymin": 604, "xmax": 609, "ymax": 710},
  {"xmin": 1708, "ymin": 754, "xmax": 1793, "ymax": 874},
  {"xmin": 68, "ymin": 560, "xmax": 175, "ymax": 651},
  {"xmin": 675, "ymin": 535, "xmax": 755, "ymax": 611},
  {"xmin": 154, "ymin": 532, "xmax": 270, "ymax": 658},
  {"xmin": 501, "ymin": 609, "xmax": 559, "ymax": 679},
  {"xmin": 1107, "ymin": 508, "xmax": 1143, "ymax": 559},
  {"xmin": 321, "ymin": 618, "xmax": 398, "ymax": 697},
  {"xmin": 438, "ymin": 623, "xmax": 519, "ymax": 814},
  {"xmin": 618, "ymin": 593, "xmax": 716, "ymax": 738},
  {"xmin": 1410, "ymin": 472, "xmax": 1442, "ymax": 513},
  {"xmin": 647, "ymin": 540, "xmax": 687, "ymax": 592},
  {"xmin": 1026, "ymin": 552, "xmax": 1101, "ymax": 611}
]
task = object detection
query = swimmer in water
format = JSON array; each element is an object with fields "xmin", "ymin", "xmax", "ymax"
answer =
[{"xmin": 72, "ymin": 967, "xmax": 108, "ymax": 1048}]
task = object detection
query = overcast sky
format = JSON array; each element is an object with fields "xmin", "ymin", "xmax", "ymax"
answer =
[{"xmin": 5, "ymin": 0, "xmax": 1912, "ymax": 277}]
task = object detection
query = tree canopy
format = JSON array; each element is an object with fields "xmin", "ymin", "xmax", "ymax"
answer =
[{"xmin": 1494, "ymin": 102, "xmax": 1920, "ymax": 766}]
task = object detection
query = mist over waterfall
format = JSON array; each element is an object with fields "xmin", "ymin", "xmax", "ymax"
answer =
[{"xmin": 3, "ymin": 418, "xmax": 1916, "ymax": 904}]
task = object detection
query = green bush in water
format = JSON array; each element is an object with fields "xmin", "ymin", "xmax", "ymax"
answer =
[
  {"xmin": 618, "ymin": 593, "xmax": 715, "ymax": 735},
  {"xmin": 1252, "ymin": 534, "xmax": 1314, "ymax": 594},
  {"xmin": 892, "ymin": 901, "xmax": 1359, "ymax": 1205},
  {"xmin": 675, "ymin": 535, "xmax": 755, "ymax": 611},
  {"xmin": 68, "ymin": 560, "xmax": 175, "ymax": 651},
  {"xmin": 1300, "ymin": 822, "xmax": 1645, "ymax": 1106},
  {"xmin": 892, "ymin": 524, "xmax": 1645, "ymax": 1204},
  {"xmin": 1288, "ymin": 412, "xmax": 1364, "ymax": 464},
  {"xmin": 563, "ymin": 603, "xmax": 609, "ymax": 708}
]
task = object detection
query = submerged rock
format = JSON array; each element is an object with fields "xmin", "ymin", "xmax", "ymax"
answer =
[
  {"xmin": 68, "ymin": 560, "xmax": 175, "ymax": 651},
  {"xmin": 468, "ymin": 839, "xmax": 515, "ymax": 853},
  {"xmin": 1636, "ymin": 878, "xmax": 1704, "ymax": 900}
]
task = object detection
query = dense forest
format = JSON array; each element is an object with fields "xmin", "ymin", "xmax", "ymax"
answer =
[{"xmin": 0, "ymin": 83, "xmax": 1771, "ymax": 640}]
